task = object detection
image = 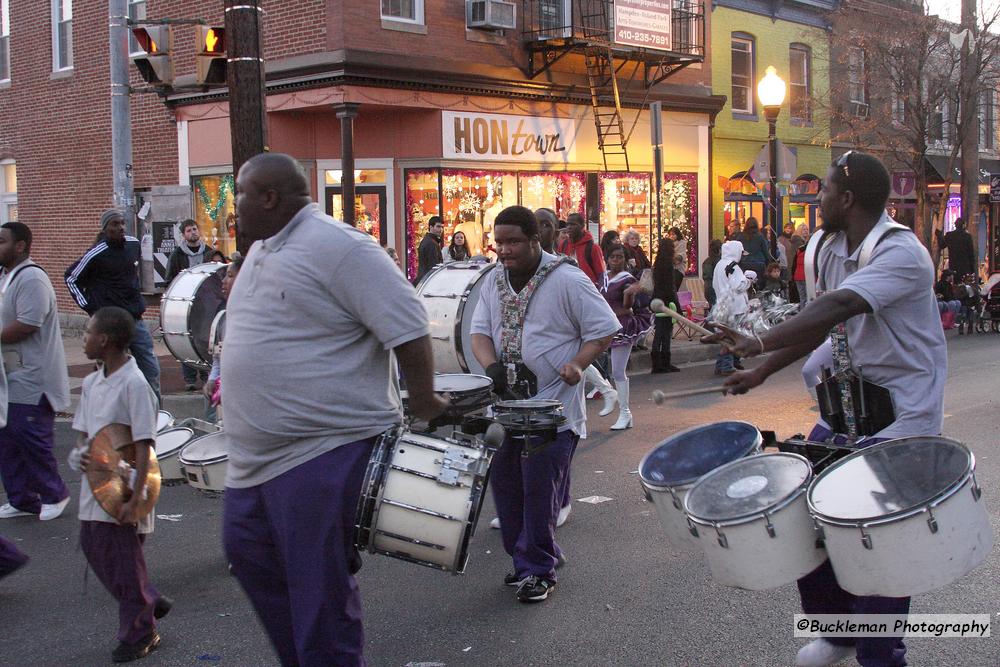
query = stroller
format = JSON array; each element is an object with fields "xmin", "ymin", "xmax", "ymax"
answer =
[{"xmin": 975, "ymin": 274, "xmax": 1000, "ymax": 333}]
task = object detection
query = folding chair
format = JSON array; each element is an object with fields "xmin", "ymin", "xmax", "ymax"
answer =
[{"xmin": 671, "ymin": 290, "xmax": 710, "ymax": 340}]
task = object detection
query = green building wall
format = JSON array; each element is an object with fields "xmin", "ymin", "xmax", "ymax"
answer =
[{"xmin": 710, "ymin": 6, "xmax": 831, "ymax": 240}]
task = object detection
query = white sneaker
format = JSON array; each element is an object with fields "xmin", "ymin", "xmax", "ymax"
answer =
[
  {"xmin": 489, "ymin": 517, "xmax": 500, "ymax": 529},
  {"xmin": 0, "ymin": 503, "xmax": 33, "ymax": 519},
  {"xmin": 795, "ymin": 639, "xmax": 854, "ymax": 667},
  {"xmin": 39, "ymin": 497, "xmax": 70, "ymax": 521},
  {"xmin": 556, "ymin": 503, "xmax": 571, "ymax": 527}
]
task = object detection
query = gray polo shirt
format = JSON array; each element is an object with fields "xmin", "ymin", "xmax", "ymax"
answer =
[
  {"xmin": 0, "ymin": 260, "xmax": 70, "ymax": 409},
  {"xmin": 222, "ymin": 203, "xmax": 429, "ymax": 488},
  {"xmin": 817, "ymin": 229, "xmax": 947, "ymax": 440},
  {"xmin": 470, "ymin": 252, "xmax": 621, "ymax": 436},
  {"xmin": 70, "ymin": 357, "xmax": 158, "ymax": 533}
]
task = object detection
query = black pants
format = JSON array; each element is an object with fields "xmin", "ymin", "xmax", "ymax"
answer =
[{"xmin": 650, "ymin": 317, "xmax": 673, "ymax": 370}]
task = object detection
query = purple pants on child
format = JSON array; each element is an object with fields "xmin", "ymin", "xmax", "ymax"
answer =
[
  {"xmin": 0, "ymin": 534, "xmax": 28, "ymax": 579},
  {"xmin": 491, "ymin": 430, "xmax": 576, "ymax": 580},
  {"xmin": 796, "ymin": 423, "xmax": 910, "ymax": 667},
  {"xmin": 79, "ymin": 521, "xmax": 159, "ymax": 645},
  {"xmin": 0, "ymin": 397, "xmax": 69, "ymax": 514},
  {"xmin": 223, "ymin": 438, "xmax": 375, "ymax": 667}
]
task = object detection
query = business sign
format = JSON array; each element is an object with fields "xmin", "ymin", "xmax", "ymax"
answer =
[
  {"xmin": 442, "ymin": 112, "xmax": 577, "ymax": 163},
  {"xmin": 891, "ymin": 171, "xmax": 916, "ymax": 200},
  {"xmin": 614, "ymin": 0, "xmax": 672, "ymax": 52},
  {"xmin": 990, "ymin": 173, "xmax": 1000, "ymax": 203},
  {"xmin": 152, "ymin": 220, "xmax": 178, "ymax": 288}
]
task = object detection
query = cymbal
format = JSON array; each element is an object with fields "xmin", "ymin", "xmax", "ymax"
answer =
[{"xmin": 87, "ymin": 423, "xmax": 161, "ymax": 522}]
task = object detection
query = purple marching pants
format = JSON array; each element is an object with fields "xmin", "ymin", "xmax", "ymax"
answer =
[
  {"xmin": 491, "ymin": 430, "xmax": 577, "ymax": 580},
  {"xmin": 79, "ymin": 521, "xmax": 159, "ymax": 645},
  {"xmin": 0, "ymin": 397, "xmax": 69, "ymax": 514},
  {"xmin": 797, "ymin": 424, "xmax": 910, "ymax": 667},
  {"xmin": 223, "ymin": 438, "xmax": 375, "ymax": 667},
  {"xmin": 557, "ymin": 435, "xmax": 580, "ymax": 509},
  {"xmin": 0, "ymin": 534, "xmax": 28, "ymax": 579}
]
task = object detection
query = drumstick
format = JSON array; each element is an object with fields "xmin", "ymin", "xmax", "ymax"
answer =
[
  {"xmin": 652, "ymin": 387, "xmax": 727, "ymax": 404},
  {"xmin": 648, "ymin": 299, "xmax": 715, "ymax": 337}
]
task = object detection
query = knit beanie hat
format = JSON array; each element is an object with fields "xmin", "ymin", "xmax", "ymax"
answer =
[{"xmin": 100, "ymin": 209, "xmax": 123, "ymax": 229}]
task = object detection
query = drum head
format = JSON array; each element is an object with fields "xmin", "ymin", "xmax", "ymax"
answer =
[
  {"xmin": 809, "ymin": 437, "xmax": 972, "ymax": 523},
  {"xmin": 179, "ymin": 431, "xmax": 228, "ymax": 464},
  {"xmin": 639, "ymin": 421, "xmax": 762, "ymax": 488},
  {"xmin": 685, "ymin": 453, "xmax": 811, "ymax": 523},
  {"xmin": 434, "ymin": 373, "xmax": 492, "ymax": 394},
  {"xmin": 457, "ymin": 263, "xmax": 495, "ymax": 375},
  {"xmin": 189, "ymin": 266, "xmax": 226, "ymax": 363},
  {"xmin": 155, "ymin": 428, "xmax": 194, "ymax": 458},
  {"xmin": 494, "ymin": 399, "xmax": 563, "ymax": 412},
  {"xmin": 156, "ymin": 411, "xmax": 173, "ymax": 432}
]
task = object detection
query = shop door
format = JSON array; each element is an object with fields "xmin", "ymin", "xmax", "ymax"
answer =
[{"xmin": 326, "ymin": 186, "xmax": 388, "ymax": 243}]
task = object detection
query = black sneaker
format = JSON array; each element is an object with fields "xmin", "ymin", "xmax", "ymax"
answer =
[
  {"xmin": 504, "ymin": 572, "xmax": 527, "ymax": 587},
  {"xmin": 153, "ymin": 596, "xmax": 173, "ymax": 620},
  {"xmin": 516, "ymin": 575, "xmax": 555, "ymax": 603},
  {"xmin": 112, "ymin": 631, "xmax": 161, "ymax": 663}
]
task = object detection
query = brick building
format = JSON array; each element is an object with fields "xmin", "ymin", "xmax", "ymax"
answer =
[{"xmin": 1, "ymin": 1, "xmax": 724, "ymax": 316}]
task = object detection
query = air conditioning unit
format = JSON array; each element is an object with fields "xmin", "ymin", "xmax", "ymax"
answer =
[
  {"xmin": 851, "ymin": 101, "xmax": 870, "ymax": 119},
  {"xmin": 467, "ymin": 0, "xmax": 516, "ymax": 31}
]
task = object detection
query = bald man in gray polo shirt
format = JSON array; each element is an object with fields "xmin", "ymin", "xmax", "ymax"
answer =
[
  {"xmin": 221, "ymin": 153, "xmax": 446, "ymax": 667},
  {"xmin": 708, "ymin": 152, "xmax": 945, "ymax": 667}
]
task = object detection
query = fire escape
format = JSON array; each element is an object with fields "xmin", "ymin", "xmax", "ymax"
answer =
[{"xmin": 522, "ymin": 0, "xmax": 706, "ymax": 170}]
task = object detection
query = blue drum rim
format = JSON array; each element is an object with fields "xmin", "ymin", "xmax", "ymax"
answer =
[{"xmin": 638, "ymin": 421, "xmax": 764, "ymax": 489}]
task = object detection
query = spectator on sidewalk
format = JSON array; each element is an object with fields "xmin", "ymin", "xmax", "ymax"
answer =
[
  {"xmin": 558, "ymin": 213, "xmax": 605, "ymax": 286},
  {"xmin": 166, "ymin": 219, "xmax": 212, "ymax": 392},
  {"xmin": 65, "ymin": 209, "xmax": 160, "ymax": 402},
  {"xmin": 0, "ymin": 223, "xmax": 72, "ymax": 522},
  {"xmin": 936, "ymin": 218, "xmax": 976, "ymax": 279},
  {"xmin": 415, "ymin": 216, "xmax": 444, "ymax": 283}
]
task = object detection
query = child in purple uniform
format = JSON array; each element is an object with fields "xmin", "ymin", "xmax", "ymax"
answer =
[{"xmin": 68, "ymin": 307, "xmax": 170, "ymax": 663}]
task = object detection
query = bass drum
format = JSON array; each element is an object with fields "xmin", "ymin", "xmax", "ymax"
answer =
[
  {"xmin": 160, "ymin": 262, "xmax": 227, "ymax": 368},
  {"xmin": 416, "ymin": 261, "xmax": 496, "ymax": 375}
]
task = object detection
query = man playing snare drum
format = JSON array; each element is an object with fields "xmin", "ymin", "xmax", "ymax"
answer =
[
  {"xmin": 221, "ymin": 153, "xmax": 446, "ymax": 666},
  {"xmin": 706, "ymin": 152, "xmax": 946, "ymax": 667},
  {"xmin": 471, "ymin": 205, "xmax": 619, "ymax": 603}
]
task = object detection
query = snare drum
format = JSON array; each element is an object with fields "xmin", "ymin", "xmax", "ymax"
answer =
[
  {"xmin": 155, "ymin": 427, "xmax": 195, "ymax": 483},
  {"xmin": 685, "ymin": 453, "xmax": 826, "ymax": 590},
  {"xmin": 433, "ymin": 373, "xmax": 493, "ymax": 416},
  {"xmin": 160, "ymin": 262, "xmax": 227, "ymax": 368},
  {"xmin": 355, "ymin": 428, "xmax": 493, "ymax": 573},
  {"xmin": 416, "ymin": 261, "xmax": 496, "ymax": 374},
  {"xmin": 156, "ymin": 410, "xmax": 174, "ymax": 434},
  {"xmin": 492, "ymin": 399, "xmax": 566, "ymax": 433},
  {"xmin": 178, "ymin": 431, "xmax": 228, "ymax": 492},
  {"xmin": 639, "ymin": 422, "xmax": 762, "ymax": 549},
  {"xmin": 808, "ymin": 436, "xmax": 993, "ymax": 597}
]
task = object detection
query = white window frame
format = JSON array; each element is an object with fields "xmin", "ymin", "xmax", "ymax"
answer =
[
  {"xmin": 731, "ymin": 35, "xmax": 755, "ymax": 115},
  {"xmin": 128, "ymin": 0, "xmax": 147, "ymax": 57},
  {"xmin": 0, "ymin": 159, "xmax": 16, "ymax": 225},
  {"xmin": 789, "ymin": 44, "xmax": 811, "ymax": 122},
  {"xmin": 51, "ymin": 0, "xmax": 73, "ymax": 72},
  {"xmin": 0, "ymin": 0, "xmax": 10, "ymax": 83},
  {"xmin": 315, "ymin": 159, "xmax": 396, "ymax": 248},
  {"xmin": 538, "ymin": 0, "xmax": 572, "ymax": 38},
  {"xmin": 381, "ymin": 0, "xmax": 424, "ymax": 25},
  {"xmin": 848, "ymin": 47, "xmax": 867, "ymax": 107}
]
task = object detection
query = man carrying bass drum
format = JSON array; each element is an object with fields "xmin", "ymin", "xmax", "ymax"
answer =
[{"xmin": 706, "ymin": 152, "xmax": 946, "ymax": 667}]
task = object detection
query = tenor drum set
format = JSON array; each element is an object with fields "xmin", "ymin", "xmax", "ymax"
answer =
[{"xmin": 640, "ymin": 423, "xmax": 993, "ymax": 596}]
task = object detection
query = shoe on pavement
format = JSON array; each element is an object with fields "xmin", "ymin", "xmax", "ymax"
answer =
[
  {"xmin": 153, "ymin": 596, "xmax": 173, "ymax": 620},
  {"xmin": 39, "ymin": 497, "xmax": 70, "ymax": 521},
  {"xmin": 503, "ymin": 572, "xmax": 527, "ymax": 587},
  {"xmin": 112, "ymin": 631, "xmax": 161, "ymax": 663},
  {"xmin": 516, "ymin": 575, "xmax": 555, "ymax": 603},
  {"xmin": 489, "ymin": 516, "xmax": 500, "ymax": 530},
  {"xmin": 0, "ymin": 503, "xmax": 33, "ymax": 519},
  {"xmin": 556, "ymin": 503, "xmax": 572, "ymax": 527},
  {"xmin": 795, "ymin": 639, "xmax": 854, "ymax": 667},
  {"xmin": 598, "ymin": 388, "xmax": 618, "ymax": 417},
  {"xmin": 666, "ymin": 365, "xmax": 681, "ymax": 373}
]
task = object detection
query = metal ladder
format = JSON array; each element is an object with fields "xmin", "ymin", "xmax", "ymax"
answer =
[{"xmin": 584, "ymin": 45, "xmax": 630, "ymax": 171}]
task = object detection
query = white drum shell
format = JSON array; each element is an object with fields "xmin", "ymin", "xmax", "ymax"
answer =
[
  {"xmin": 416, "ymin": 262, "xmax": 495, "ymax": 375},
  {"xmin": 815, "ymin": 476, "xmax": 993, "ymax": 597},
  {"xmin": 178, "ymin": 432, "xmax": 228, "ymax": 492},
  {"xmin": 160, "ymin": 262, "xmax": 227, "ymax": 368},
  {"xmin": 644, "ymin": 482, "xmax": 699, "ymax": 550},
  {"xmin": 155, "ymin": 428, "xmax": 195, "ymax": 482},
  {"xmin": 368, "ymin": 433, "xmax": 487, "ymax": 571},
  {"xmin": 690, "ymin": 495, "xmax": 826, "ymax": 591}
]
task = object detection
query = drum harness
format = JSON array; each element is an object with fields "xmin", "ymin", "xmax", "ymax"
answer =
[
  {"xmin": 0, "ymin": 261, "xmax": 46, "ymax": 372},
  {"xmin": 803, "ymin": 215, "xmax": 906, "ymax": 444}
]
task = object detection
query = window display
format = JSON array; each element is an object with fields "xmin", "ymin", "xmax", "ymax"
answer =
[
  {"xmin": 661, "ymin": 172, "xmax": 699, "ymax": 274},
  {"xmin": 599, "ymin": 172, "xmax": 652, "ymax": 254},
  {"xmin": 192, "ymin": 174, "xmax": 236, "ymax": 257},
  {"xmin": 518, "ymin": 171, "xmax": 586, "ymax": 220}
]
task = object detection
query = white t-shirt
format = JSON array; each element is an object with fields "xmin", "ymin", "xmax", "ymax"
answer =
[
  {"xmin": 470, "ymin": 252, "xmax": 621, "ymax": 436},
  {"xmin": 70, "ymin": 357, "xmax": 158, "ymax": 533}
]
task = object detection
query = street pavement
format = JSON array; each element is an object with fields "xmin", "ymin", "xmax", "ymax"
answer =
[{"xmin": 1, "ymin": 332, "xmax": 998, "ymax": 666}]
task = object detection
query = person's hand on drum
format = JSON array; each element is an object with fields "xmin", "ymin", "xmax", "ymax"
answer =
[
  {"xmin": 409, "ymin": 392, "xmax": 450, "ymax": 422},
  {"xmin": 700, "ymin": 323, "xmax": 764, "ymax": 358},
  {"xmin": 559, "ymin": 362, "xmax": 583, "ymax": 386}
]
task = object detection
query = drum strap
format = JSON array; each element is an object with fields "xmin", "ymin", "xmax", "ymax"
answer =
[
  {"xmin": 0, "ymin": 262, "xmax": 46, "ymax": 373},
  {"xmin": 496, "ymin": 257, "xmax": 572, "ymax": 367}
]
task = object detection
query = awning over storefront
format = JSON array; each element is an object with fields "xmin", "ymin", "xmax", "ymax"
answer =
[{"xmin": 925, "ymin": 156, "xmax": 1000, "ymax": 184}]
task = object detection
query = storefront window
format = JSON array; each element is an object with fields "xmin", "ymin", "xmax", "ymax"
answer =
[
  {"xmin": 324, "ymin": 169, "xmax": 387, "ymax": 185},
  {"xmin": 441, "ymin": 169, "xmax": 517, "ymax": 259},
  {"xmin": 518, "ymin": 171, "xmax": 586, "ymax": 220},
  {"xmin": 325, "ymin": 169, "xmax": 388, "ymax": 241},
  {"xmin": 661, "ymin": 172, "xmax": 698, "ymax": 274},
  {"xmin": 599, "ymin": 172, "xmax": 652, "ymax": 254},
  {"xmin": 191, "ymin": 174, "xmax": 236, "ymax": 257},
  {"xmin": 405, "ymin": 169, "xmax": 441, "ymax": 279}
]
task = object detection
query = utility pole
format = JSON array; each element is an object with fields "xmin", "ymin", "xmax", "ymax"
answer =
[
  {"xmin": 959, "ymin": 0, "xmax": 979, "ymax": 268},
  {"xmin": 224, "ymin": 0, "xmax": 268, "ymax": 253}
]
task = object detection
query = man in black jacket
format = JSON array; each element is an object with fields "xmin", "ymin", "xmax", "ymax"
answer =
[
  {"xmin": 415, "ymin": 216, "xmax": 443, "ymax": 284},
  {"xmin": 64, "ymin": 209, "xmax": 160, "ymax": 400},
  {"xmin": 936, "ymin": 218, "xmax": 976, "ymax": 278}
]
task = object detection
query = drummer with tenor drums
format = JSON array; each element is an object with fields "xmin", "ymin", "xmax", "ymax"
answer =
[
  {"xmin": 705, "ymin": 151, "xmax": 946, "ymax": 667},
  {"xmin": 471, "ymin": 205, "xmax": 619, "ymax": 603},
  {"xmin": 221, "ymin": 153, "xmax": 446, "ymax": 667}
]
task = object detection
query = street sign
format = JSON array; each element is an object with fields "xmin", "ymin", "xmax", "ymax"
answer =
[
  {"xmin": 613, "ymin": 0, "xmax": 672, "ymax": 52},
  {"xmin": 990, "ymin": 174, "xmax": 1000, "ymax": 203},
  {"xmin": 753, "ymin": 141, "xmax": 797, "ymax": 183}
]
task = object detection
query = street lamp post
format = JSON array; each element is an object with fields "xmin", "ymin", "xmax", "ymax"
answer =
[{"xmin": 757, "ymin": 66, "xmax": 786, "ymax": 257}]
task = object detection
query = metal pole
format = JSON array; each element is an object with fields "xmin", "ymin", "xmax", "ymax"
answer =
[
  {"xmin": 767, "ymin": 112, "xmax": 780, "ymax": 258},
  {"xmin": 335, "ymin": 103, "xmax": 360, "ymax": 227},
  {"xmin": 650, "ymin": 101, "xmax": 663, "ymax": 259}
]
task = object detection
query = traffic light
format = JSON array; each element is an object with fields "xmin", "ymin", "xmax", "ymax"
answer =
[
  {"xmin": 196, "ymin": 26, "xmax": 227, "ymax": 86},
  {"xmin": 132, "ymin": 25, "xmax": 174, "ymax": 86}
]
